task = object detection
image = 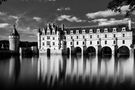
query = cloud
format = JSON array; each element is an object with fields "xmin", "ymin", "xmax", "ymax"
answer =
[
  {"xmin": 86, "ymin": 10, "xmax": 120, "ymax": 19},
  {"xmin": 93, "ymin": 18, "xmax": 130, "ymax": 26},
  {"xmin": 57, "ymin": 7, "xmax": 71, "ymax": 11},
  {"xmin": 57, "ymin": 15, "xmax": 85, "ymax": 22},
  {"xmin": 0, "ymin": 23, "xmax": 10, "ymax": 28},
  {"xmin": 33, "ymin": 17, "xmax": 42, "ymax": 22}
]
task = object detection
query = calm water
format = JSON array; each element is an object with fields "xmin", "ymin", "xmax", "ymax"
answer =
[{"xmin": 0, "ymin": 52, "xmax": 135, "ymax": 89}]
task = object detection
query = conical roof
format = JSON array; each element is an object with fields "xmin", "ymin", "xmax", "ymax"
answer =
[{"xmin": 10, "ymin": 24, "xmax": 19, "ymax": 36}]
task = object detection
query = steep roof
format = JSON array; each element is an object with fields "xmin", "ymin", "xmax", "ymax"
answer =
[{"xmin": 10, "ymin": 25, "xmax": 19, "ymax": 36}]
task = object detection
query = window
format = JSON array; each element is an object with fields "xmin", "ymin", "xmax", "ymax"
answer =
[
  {"xmin": 122, "ymin": 27, "xmax": 126, "ymax": 31},
  {"xmin": 70, "ymin": 42, "xmax": 72, "ymax": 45},
  {"xmin": 83, "ymin": 35, "xmax": 85, "ymax": 39},
  {"xmin": 90, "ymin": 35, "xmax": 92, "ymax": 38},
  {"xmin": 47, "ymin": 36, "xmax": 50, "ymax": 39},
  {"xmin": 53, "ymin": 37, "xmax": 55, "ymax": 40},
  {"xmin": 97, "ymin": 35, "xmax": 99, "ymax": 38},
  {"xmin": 77, "ymin": 36, "xmax": 78, "ymax": 39},
  {"xmin": 42, "ymin": 37, "xmax": 44, "ymax": 40},
  {"xmin": 123, "ymin": 40, "xmax": 125, "ymax": 44},
  {"xmin": 105, "ymin": 34, "xmax": 107, "ymax": 38},
  {"xmin": 77, "ymin": 41, "xmax": 78, "ymax": 45},
  {"xmin": 113, "ymin": 34, "xmax": 116, "ymax": 37},
  {"xmin": 89, "ymin": 29, "xmax": 93, "ymax": 33},
  {"xmin": 97, "ymin": 41, "xmax": 99, "ymax": 44},
  {"xmin": 123, "ymin": 34, "xmax": 125, "ymax": 37},
  {"xmin": 70, "ymin": 30, "xmax": 73, "ymax": 34},
  {"xmin": 83, "ymin": 41, "xmax": 85, "ymax": 45},
  {"xmin": 71, "ymin": 36, "xmax": 73, "ymax": 39},
  {"xmin": 47, "ymin": 41, "xmax": 50, "ymax": 46},
  {"xmin": 82, "ymin": 29, "xmax": 85, "ymax": 34},
  {"xmin": 113, "ymin": 28, "xmax": 117, "ymax": 32},
  {"xmin": 97, "ymin": 29, "xmax": 100, "ymax": 33},
  {"xmin": 105, "ymin": 41, "xmax": 107, "ymax": 44},
  {"xmin": 53, "ymin": 42, "xmax": 55, "ymax": 45},
  {"xmin": 76, "ymin": 30, "xmax": 79, "ymax": 34},
  {"xmin": 90, "ymin": 41, "xmax": 92, "ymax": 45},
  {"xmin": 47, "ymin": 30, "xmax": 50, "ymax": 35},
  {"xmin": 113, "ymin": 41, "xmax": 116, "ymax": 44},
  {"xmin": 104, "ymin": 28, "xmax": 108, "ymax": 32},
  {"xmin": 52, "ymin": 30, "xmax": 55, "ymax": 35}
]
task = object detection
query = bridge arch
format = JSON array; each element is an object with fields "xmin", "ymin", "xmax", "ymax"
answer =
[
  {"xmin": 117, "ymin": 46, "xmax": 130, "ymax": 55},
  {"xmin": 101, "ymin": 46, "xmax": 112, "ymax": 55},
  {"xmin": 86, "ymin": 46, "xmax": 96, "ymax": 55},
  {"xmin": 74, "ymin": 47, "xmax": 82, "ymax": 55}
]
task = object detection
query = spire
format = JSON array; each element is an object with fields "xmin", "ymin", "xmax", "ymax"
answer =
[{"xmin": 10, "ymin": 24, "xmax": 19, "ymax": 36}]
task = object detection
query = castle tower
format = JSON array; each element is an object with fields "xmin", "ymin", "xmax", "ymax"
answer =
[
  {"xmin": 9, "ymin": 25, "xmax": 20, "ymax": 53},
  {"xmin": 37, "ymin": 28, "xmax": 41, "ymax": 49}
]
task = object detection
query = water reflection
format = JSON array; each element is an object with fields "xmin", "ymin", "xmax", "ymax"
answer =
[
  {"xmin": 0, "ymin": 52, "xmax": 134, "ymax": 88},
  {"xmin": 38, "ymin": 52, "xmax": 134, "ymax": 88}
]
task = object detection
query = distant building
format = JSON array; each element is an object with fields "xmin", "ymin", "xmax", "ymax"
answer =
[
  {"xmin": 37, "ymin": 20, "xmax": 133, "ymax": 55},
  {"xmin": 9, "ymin": 25, "xmax": 20, "ymax": 53}
]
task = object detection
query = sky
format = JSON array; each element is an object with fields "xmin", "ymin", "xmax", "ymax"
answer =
[{"xmin": 0, "ymin": 0, "xmax": 135, "ymax": 42}]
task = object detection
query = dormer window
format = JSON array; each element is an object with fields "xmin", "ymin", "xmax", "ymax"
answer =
[
  {"xmin": 97, "ymin": 29, "xmax": 100, "ymax": 33},
  {"xmin": 104, "ymin": 28, "xmax": 108, "ymax": 33},
  {"xmin": 122, "ymin": 27, "xmax": 126, "ymax": 32},
  {"xmin": 82, "ymin": 29, "xmax": 85, "ymax": 34},
  {"xmin": 113, "ymin": 28, "xmax": 117, "ymax": 32},
  {"xmin": 70, "ymin": 30, "xmax": 73, "ymax": 34},
  {"xmin": 89, "ymin": 29, "xmax": 93, "ymax": 33},
  {"xmin": 52, "ymin": 30, "xmax": 55, "ymax": 35},
  {"xmin": 47, "ymin": 31, "xmax": 50, "ymax": 35},
  {"xmin": 76, "ymin": 30, "xmax": 79, "ymax": 34}
]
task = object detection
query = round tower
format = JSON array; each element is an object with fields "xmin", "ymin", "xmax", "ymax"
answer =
[{"xmin": 9, "ymin": 25, "xmax": 20, "ymax": 53}]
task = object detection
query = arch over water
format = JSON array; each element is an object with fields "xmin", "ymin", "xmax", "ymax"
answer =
[
  {"xmin": 117, "ymin": 46, "xmax": 130, "ymax": 55},
  {"xmin": 101, "ymin": 46, "xmax": 112, "ymax": 55},
  {"xmin": 74, "ymin": 47, "xmax": 82, "ymax": 55},
  {"xmin": 86, "ymin": 46, "xmax": 96, "ymax": 55}
]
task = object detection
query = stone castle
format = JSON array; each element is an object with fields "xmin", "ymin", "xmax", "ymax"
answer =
[{"xmin": 37, "ymin": 19, "xmax": 133, "ymax": 55}]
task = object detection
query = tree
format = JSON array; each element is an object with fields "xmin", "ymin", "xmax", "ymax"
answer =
[
  {"xmin": 0, "ymin": 0, "xmax": 7, "ymax": 5},
  {"xmin": 107, "ymin": 0, "xmax": 135, "ymax": 17}
]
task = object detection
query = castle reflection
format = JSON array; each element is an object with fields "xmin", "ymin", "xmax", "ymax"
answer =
[
  {"xmin": 0, "ymin": 53, "xmax": 134, "ymax": 88},
  {"xmin": 38, "ymin": 53, "xmax": 134, "ymax": 87}
]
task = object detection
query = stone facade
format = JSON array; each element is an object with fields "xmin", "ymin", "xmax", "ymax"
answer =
[
  {"xmin": 37, "ymin": 20, "xmax": 133, "ymax": 55},
  {"xmin": 9, "ymin": 25, "xmax": 20, "ymax": 53}
]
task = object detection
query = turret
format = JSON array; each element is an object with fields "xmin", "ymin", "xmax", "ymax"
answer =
[
  {"xmin": 37, "ymin": 28, "xmax": 41, "ymax": 49},
  {"xmin": 9, "ymin": 24, "xmax": 20, "ymax": 53}
]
